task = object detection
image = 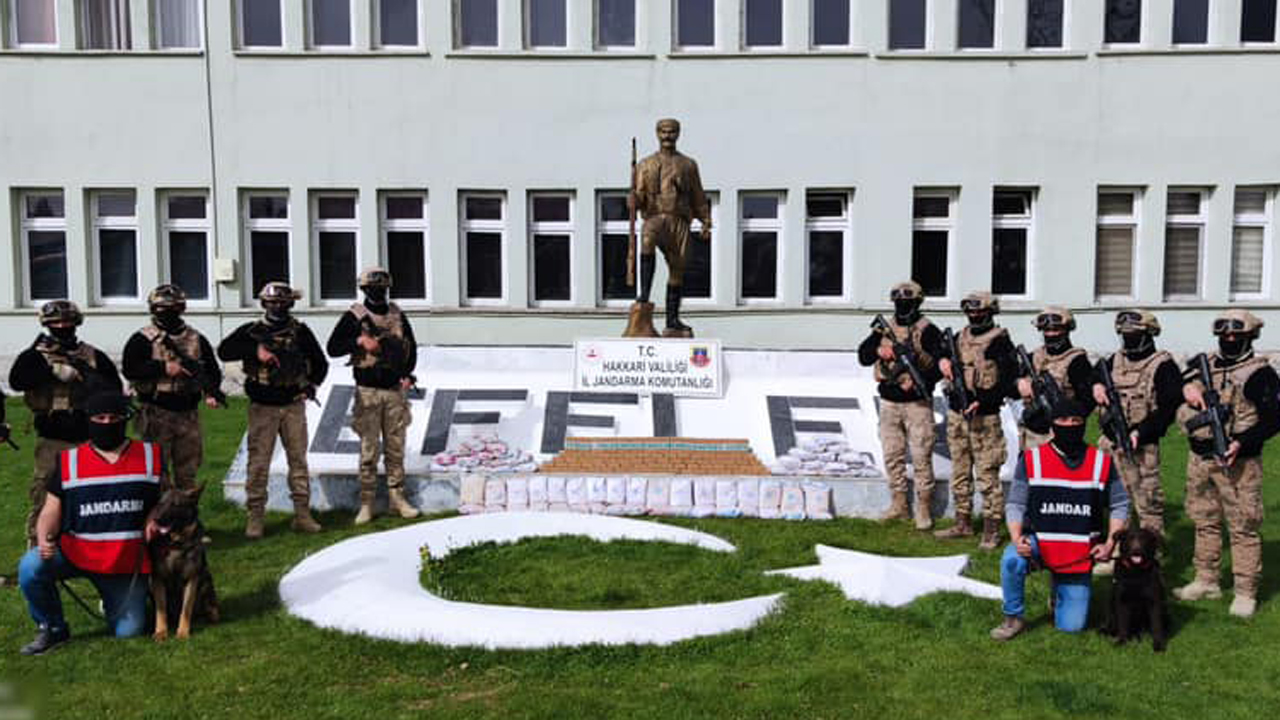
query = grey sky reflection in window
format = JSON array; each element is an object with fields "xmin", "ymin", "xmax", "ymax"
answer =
[
  {"xmin": 459, "ymin": 0, "xmax": 498, "ymax": 47},
  {"xmin": 597, "ymin": 0, "xmax": 635, "ymax": 46},
  {"xmin": 242, "ymin": 0, "xmax": 282, "ymax": 46},
  {"xmin": 1172, "ymin": 0, "xmax": 1209, "ymax": 44},
  {"xmin": 812, "ymin": 0, "xmax": 850, "ymax": 46},
  {"xmin": 889, "ymin": 0, "xmax": 927, "ymax": 50},
  {"xmin": 678, "ymin": 0, "xmax": 715, "ymax": 47},
  {"xmin": 528, "ymin": 0, "xmax": 567, "ymax": 46},
  {"xmin": 745, "ymin": 0, "xmax": 783, "ymax": 46}
]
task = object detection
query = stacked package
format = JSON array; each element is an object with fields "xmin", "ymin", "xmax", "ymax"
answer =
[
  {"xmin": 431, "ymin": 435, "xmax": 538, "ymax": 474},
  {"xmin": 771, "ymin": 437, "xmax": 879, "ymax": 478}
]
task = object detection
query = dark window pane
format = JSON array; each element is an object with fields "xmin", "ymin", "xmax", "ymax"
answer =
[
  {"xmin": 742, "ymin": 195, "xmax": 779, "ymax": 219},
  {"xmin": 889, "ymin": 0, "xmax": 927, "ymax": 49},
  {"xmin": 1173, "ymin": 0, "xmax": 1208, "ymax": 44},
  {"xmin": 991, "ymin": 228, "xmax": 1027, "ymax": 295},
  {"xmin": 601, "ymin": 233, "xmax": 631, "ymax": 300},
  {"xmin": 684, "ymin": 232, "xmax": 712, "ymax": 298},
  {"xmin": 1242, "ymin": 0, "xmax": 1277, "ymax": 42},
  {"xmin": 597, "ymin": 0, "xmax": 635, "ymax": 46},
  {"xmin": 678, "ymin": 0, "xmax": 715, "ymax": 46},
  {"xmin": 169, "ymin": 231, "xmax": 209, "ymax": 300},
  {"xmin": 387, "ymin": 231, "xmax": 427, "ymax": 299},
  {"xmin": 319, "ymin": 231, "xmax": 357, "ymax": 299},
  {"xmin": 251, "ymin": 231, "xmax": 289, "ymax": 295},
  {"xmin": 807, "ymin": 193, "xmax": 845, "ymax": 218},
  {"xmin": 993, "ymin": 191, "xmax": 1030, "ymax": 216},
  {"xmin": 459, "ymin": 0, "xmax": 498, "ymax": 46},
  {"xmin": 533, "ymin": 234, "xmax": 571, "ymax": 301},
  {"xmin": 242, "ymin": 0, "xmax": 283, "ymax": 46},
  {"xmin": 379, "ymin": 0, "xmax": 418, "ymax": 45},
  {"xmin": 745, "ymin": 0, "xmax": 782, "ymax": 46},
  {"xmin": 317, "ymin": 196, "xmax": 356, "ymax": 219},
  {"xmin": 911, "ymin": 230, "xmax": 948, "ymax": 297},
  {"xmin": 250, "ymin": 195, "xmax": 288, "ymax": 219},
  {"xmin": 466, "ymin": 232, "xmax": 503, "ymax": 298},
  {"xmin": 528, "ymin": 0, "xmax": 566, "ymax": 46},
  {"xmin": 1027, "ymin": 0, "xmax": 1063, "ymax": 47},
  {"xmin": 465, "ymin": 196, "xmax": 503, "ymax": 220},
  {"xmin": 26, "ymin": 194, "xmax": 64, "ymax": 218},
  {"xmin": 601, "ymin": 195, "xmax": 629, "ymax": 222},
  {"xmin": 99, "ymin": 229, "xmax": 138, "ymax": 297},
  {"xmin": 97, "ymin": 192, "xmax": 135, "ymax": 217},
  {"xmin": 311, "ymin": 0, "xmax": 350, "ymax": 45},
  {"xmin": 808, "ymin": 230, "xmax": 843, "ymax": 297},
  {"xmin": 385, "ymin": 195, "xmax": 424, "ymax": 219},
  {"xmin": 958, "ymin": 0, "xmax": 995, "ymax": 48},
  {"xmin": 168, "ymin": 195, "xmax": 207, "ymax": 220},
  {"xmin": 1098, "ymin": 192, "xmax": 1135, "ymax": 216},
  {"xmin": 741, "ymin": 231, "xmax": 777, "ymax": 298},
  {"xmin": 28, "ymin": 231, "xmax": 67, "ymax": 300},
  {"xmin": 812, "ymin": 0, "xmax": 850, "ymax": 45},
  {"xmin": 1105, "ymin": 0, "xmax": 1142, "ymax": 44},
  {"xmin": 913, "ymin": 195, "xmax": 950, "ymax": 218},
  {"xmin": 533, "ymin": 196, "xmax": 571, "ymax": 222}
]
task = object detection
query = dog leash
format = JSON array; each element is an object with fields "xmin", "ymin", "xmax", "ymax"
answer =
[{"xmin": 57, "ymin": 543, "xmax": 145, "ymax": 624}]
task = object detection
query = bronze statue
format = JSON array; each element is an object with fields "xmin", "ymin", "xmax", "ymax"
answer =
[{"xmin": 624, "ymin": 118, "xmax": 712, "ymax": 338}]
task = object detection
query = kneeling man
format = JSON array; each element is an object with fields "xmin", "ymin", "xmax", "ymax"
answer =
[{"xmin": 991, "ymin": 399, "xmax": 1129, "ymax": 640}]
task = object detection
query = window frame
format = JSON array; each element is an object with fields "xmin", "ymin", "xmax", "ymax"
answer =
[
  {"xmin": 911, "ymin": 188, "xmax": 957, "ymax": 300},
  {"xmin": 594, "ymin": 0, "xmax": 636, "ymax": 49},
  {"xmin": 1229, "ymin": 185, "xmax": 1274, "ymax": 301},
  {"xmin": 77, "ymin": 0, "xmax": 132, "ymax": 50},
  {"xmin": 673, "ymin": 0, "xmax": 717, "ymax": 51},
  {"xmin": 8, "ymin": 0, "xmax": 60, "ymax": 48},
  {"xmin": 305, "ymin": 0, "xmax": 354, "ymax": 50},
  {"xmin": 153, "ymin": 0, "xmax": 204, "ymax": 50},
  {"xmin": 17, "ymin": 189, "xmax": 68, "ymax": 305},
  {"xmin": 159, "ymin": 189, "xmax": 214, "ymax": 305},
  {"xmin": 236, "ymin": 0, "xmax": 284, "ymax": 49},
  {"xmin": 803, "ymin": 189, "xmax": 853, "ymax": 304},
  {"xmin": 990, "ymin": 187, "xmax": 1035, "ymax": 300},
  {"xmin": 737, "ymin": 190, "xmax": 786, "ymax": 305},
  {"xmin": 741, "ymin": 0, "xmax": 784, "ymax": 50},
  {"xmin": 810, "ymin": 0, "xmax": 854, "ymax": 49},
  {"xmin": 956, "ymin": 0, "xmax": 1000, "ymax": 51},
  {"xmin": 1161, "ymin": 187, "xmax": 1209, "ymax": 301},
  {"xmin": 595, "ymin": 190, "xmax": 635, "ymax": 307},
  {"xmin": 527, "ymin": 191, "xmax": 575, "ymax": 307},
  {"xmin": 458, "ymin": 191, "xmax": 508, "ymax": 306},
  {"xmin": 89, "ymin": 188, "xmax": 141, "ymax": 305},
  {"xmin": 241, "ymin": 189, "xmax": 292, "ymax": 300},
  {"xmin": 454, "ymin": 0, "xmax": 500, "ymax": 48},
  {"xmin": 373, "ymin": 0, "xmax": 420, "ymax": 49},
  {"xmin": 309, "ymin": 190, "xmax": 361, "ymax": 304},
  {"xmin": 680, "ymin": 192, "xmax": 719, "ymax": 305},
  {"xmin": 888, "ymin": 0, "xmax": 931, "ymax": 51},
  {"xmin": 378, "ymin": 190, "xmax": 431, "ymax": 305},
  {"xmin": 1094, "ymin": 187, "xmax": 1142, "ymax": 301}
]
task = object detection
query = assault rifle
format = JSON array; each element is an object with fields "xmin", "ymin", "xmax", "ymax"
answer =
[
  {"xmin": 1097, "ymin": 359, "xmax": 1137, "ymax": 464},
  {"xmin": 1184, "ymin": 353, "xmax": 1233, "ymax": 464},
  {"xmin": 355, "ymin": 315, "xmax": 408, "ymax": 370},
  {"xmin": 870, "ymin": 314, "xmax": 929, "ymax": 400},
  {"xmin": 160, "ymin": 334, "xmax": 227, "ymax": 407},
  {"xmin": 940, "ymin": 328, "xmax": 974, "ymax": 415},
  {"xmin": 625, "ymin": 137, "xmax": 638, "ymax": 288},
  {"xmin": 1015, "ymin": 344, "xmax": 1065, "ymax": 426},
  {"xmin": 248, "ymin": 323, "xmax": 319, "ymax": 406},
  {"xmin": 36, "ymin": 334, "xmax": 115, "ymax": 410}
]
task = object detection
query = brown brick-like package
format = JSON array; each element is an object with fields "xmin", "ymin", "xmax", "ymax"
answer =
[{"xmin": 539, "ymin": 437, "xmax": 771, "ymax": 476}]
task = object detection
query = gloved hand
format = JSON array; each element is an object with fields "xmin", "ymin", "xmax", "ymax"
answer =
[{"xmin": 50, "ymin": 363, "xmax": 81, "ymax": 383}]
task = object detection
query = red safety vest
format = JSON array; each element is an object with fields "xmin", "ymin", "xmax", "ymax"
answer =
[
  {"xmin": 58, "ymin": 441, "xmax": 161, "ymax": 575},
  {"xmin": 1025, "ymin": 445, "xmax": 1111, "ymax": 575}
]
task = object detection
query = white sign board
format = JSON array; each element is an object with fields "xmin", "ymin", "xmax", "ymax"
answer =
[{"xmin": 573, "ymin": 339, "xmax": 723, "ymax": 398}]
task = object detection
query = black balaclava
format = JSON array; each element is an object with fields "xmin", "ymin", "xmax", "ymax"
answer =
[
  {"xmin": 153, "ymin": 310, "xmax": 184, "ymax": 333},
  {"xmin": 1043, "ymin": 333, "xmax": 1072, "ymax": 354},
  {"xmin": 1218, "ymin": 336, "xmax": 1253, "ymax": 363},
  {"xmin": 89, "ymin": 419, "xmax": 128, "ymax": 450},
  {"xmin": 1121, "ymin": 332, "xmax": 1153, "ymax": 358},
  {"xmin": 363, "ymin": 285, "xmax": 389, "ymax": 307},
  {"xmin": 49, "ymin": 326, "xmax": 77, "ymax": 343},
  {"xmin": 893, "ymin": 298, "xmax": 922, "ymax": 324},
  {"xmin": 1049, "ymin": 398, "xmax": 1089, "ymax": 461},
  {"xmin": 84, "ymin": 393, "xmax": 132, "ymax": 451},
  {"xmin": 263, "ymin": 301, "xmax": 291, "ymax": 325},
  {"xmin": 966, "ymin": 311, "xmax": 994, "ymax": 333}
]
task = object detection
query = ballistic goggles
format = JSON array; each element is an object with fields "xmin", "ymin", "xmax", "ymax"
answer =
[
  {"xmin": 890, "ymin": 288, "xmax": 920, "ymax": 301},
  {"xmin": 1213, "ymin": 318, "xmax": 1247, "ymax": 335}
]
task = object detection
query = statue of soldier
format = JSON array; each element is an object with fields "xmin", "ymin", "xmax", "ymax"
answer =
[
  {"xmin": 326, "ymin": 267, "xmax": 421, "ymax": 524},
  {"xmin": 1015, "ymin": 307, "xmax": 1096, "ymax": 450},
  {"xmin": 8, "ymin": 301, "xmax": 123, "ymax": 547},
  {"xmin": 1173, "ymin": 310, "xmax": 1280, "ymax": 618},
  {"xmin": 217, "ymin": 283, "xmax": 329, "ymax": 539},
  {"xmin": 625, "ymin": 118, "xmax": 712, "ymax": 338},
  {"xmin": 122, "ymin": 284, "xmax": 224, "ymax": 490}
]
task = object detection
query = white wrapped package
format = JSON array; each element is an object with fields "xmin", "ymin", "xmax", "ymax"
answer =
[
  {"xmin": 606, "ymin": 477, "xmax": 628, "ymax": 505},
  {"xmin": 689, "ymin": 479, "xmax": 716, "ymax": 518},
  {"xmin": 623, "ymin": 477, "xmax": 648, "ymax": 515},
  {"xmin": 484, "ymin": 479, "xmax": 507, "ymax": 509},
  {"xmin": 669, "ymin": 478, "xmax": 694, "ymax": 515},
  {"xmin": 547, "ymin": 477, "xmax": 567, "ymax": 504},
  {"xmin": 715, "ymin": 480, "xmax": 740, "ymax": 518},
  {"xmin": 505, "ymin": 478, "xmax": 529, "ymax": 510},
  {"xmin": 527, "ymin": 476, "xmax": 548, "ymax": 505},
  {"xmin": 646, "ymin": 478, "xmax": 671, "ymax": 515},
  {"xmin": 459, "ymin": 474, "xmax": 486, "ymax": 514},
  {"xmin": 759, "ymin": 480, "xmax": 782, "ymax": 519},
  {"xmin": 565, "ymin": 478, "xmax": 588, "ymax": 510},
  {"xmin": 781, "ymin": 483, "xmax": 807, "ymax": 521},
  {"xmin": 588, "ymin": 477, "xmax": 608, "ymax": 504},
  {"xmin": 737, "ymin": 480, "xmax": 761, "ymax": 518},
  {"xmin": 803, "ymin": 482, "xmax": 834, "ymax": 520}
]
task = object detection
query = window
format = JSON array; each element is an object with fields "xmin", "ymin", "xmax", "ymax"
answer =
[
  {"xmin": 676, "ymin": 0, "xmax": 715, "ymax": 48},
  {"xmin": 380, "ymin": 192, "xmax": 429, "ymax": 301},
  {"xmin": 79, "ymin": 0, "xmax": 131, "ymax": 49},
  {"xmin": 911, "ymin": 190, "xmax": 954, "ymax": 297},
  {"xmin": 957, "ymin": 0, "xmax": 996, "ymax": 49},
  {"xmin": 1172, "ymin": 0, "xmax": 1208, "ymax": 44},
  {"xmin": 19, "ymin": 191, "xmax": 67, "ymax": 302},
  {"xmin": 1104, "ymin": 0, "xmax": 1141, "ymax": 44},
  {"xmin": 683, "ymin": 194, "xmax": 717, "ymax": 300},
  {"xmin": 1026, "ymin": 0, "xmax": 1063, "ymax": 48},
  {"xmin": 460, "ymin": 192, "xmax": 506, "ymax": 304},
  {"xmin": 529, "ymin": 193, "xmax": 574, "ymax": 304},
  {"xmin": 312, "ymin": 192, "xmax": 359, "ymax": 301},
  {"xmin": 308, "ymin": 0, "xmax": 351, "ymax": 48},
  {"xmin": 739, "ymin": 192, "xmax": 784, "ymax": 302},
  {"xmin": 991, "ymin": 189, "xmax": 1033, "ymax": 296},
  {"xmin": 457, "ymin": 0, "xmax": 498, "ymax": 47},
  {"xmin": 1163, "ymin": 189, "xmax": 1208, "ymax": 300},
  {"xmin": 1231, "ymin": 187, "xmax": 1272, "ymax": 298},
  {"xmin": 744, "ymin": 0, "xmax": 782, "ymax": 48},
  {"xmin": 526, "ymin": 0, "xmax": 566, "ymax": 47},
  {"xmin": 596, "ymin": 0, "xmax": 635, "ymax": 47},
  {"xmin": 597, "ymin": 192, "xmax": 633, "ymax": 304},
  {"xmin": 10, "ymin": 0, "xmax": 58, "ymax": 47},
  {"xmin": 1242, "ymin": 0, "xmax": 1277, "ymax": 42},
  {"xmin": 805, "ymin": 191, "xmax": 851, "ymax": 302},
  {"xmin": 376, "ymin": 0, "xmax": 418, "ymax": 47},
  {"xmin": 154, "ymin": 0, "xmax": 201, "ymax": 49},
  {"xmin": 239, "ymin": 0, "xmax": 282, "ymax": 47},
  {"xmin": 1095, "ymin": 189, "xmax": 1140, "ymax": 298},
  {"xmin": 91, "ymin": 190, "xmax": 139, "ymax": 302},
  {"xmin": 244, "ymin": 191, "xmax": 290, "ymax": 296},
  {"xmin": 889, "ymin": 0, "xmax": 927, "ymax": 50},
  {"xmin": 161, "ymin": 192, "xmax": 211, "ymax": 301},
  {"xmin": 811, "ymin": 0, "xmax": 851, "ymax": 46}
]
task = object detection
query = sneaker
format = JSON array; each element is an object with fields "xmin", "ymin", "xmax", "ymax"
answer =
[
  {"xmin": 989, "ymin": 616, "xmax": 1026, "ymax": 642},
  {"xmin": 1229, "ymin": 595, "xmax": 1257, "ymax": 618},
  {"xmin": 1173, "ymin": 579, "xmax": 1223, "ymax": 602},
  {"xmin": 20, "ymin": 625, "xmax": 70, "ymax": 656}
]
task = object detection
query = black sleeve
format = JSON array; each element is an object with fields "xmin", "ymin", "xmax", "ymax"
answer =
[
  {"xmin": 1235, "ymin": 366, "xmax": 1280, "ymax": 457},
  {"xmin": 1091, "ymin": 355, "xmax": 1113, "ymax": 388},
  {"xmin": 121, "ymin": 332, "xmax": 164, "ymax": 382},
  {"xmin": 44, "ymin": 455, "xmax": 64, "ymax": 499},
  {"xmin": 216, "ymin": 323, "xmax": 258, "ymax": 362},
  {"xmin": 400, "ymin": 315, "xmax": 419, "ymax": 378},
  {"xmin": 1135, "ymin": 360, "xmax": 1183, "ymax": 444},
  {"xmin": 8, "ymin": 347, "xmax": 55, "ymax": 391},
  {"xmin": 1066, "ymin": 354, "xmax": 1098, "ymax": 415},
  {"xmin": 198, "ymin": 335, "xmax": 222, "ymax": 386},
  {"xmin": 326, "ymin": 311, "xmax": 360, "ymax": 358},
  {"xmin": 298, "ymin": 325, "xmax": 329, "ymax": 387},
  {"xmin": 856, "ymin": 331, "xmax": 882, "ymax": 367},
  {"xmin": 92, "ymin": 351, "xmax": 124, "ymax": 393}
]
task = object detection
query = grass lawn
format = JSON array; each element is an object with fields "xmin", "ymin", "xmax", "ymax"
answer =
[{"xmin": 2, "ymin": 396, "xmax": 1279, "ymax": 719}]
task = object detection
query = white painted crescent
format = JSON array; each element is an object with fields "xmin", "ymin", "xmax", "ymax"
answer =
[{"xmin": 279, "ymin": 512, "xmax": 784, "ymax": 649}]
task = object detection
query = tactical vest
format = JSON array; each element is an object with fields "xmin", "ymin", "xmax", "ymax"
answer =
[
  {"xmin": 24, "ymin": 337, "xmax": 101, "ymax": 414},
  {"xmin": 132, "ymin": 324, "xmax": 203, "ymax": 397},
  {"xmin": 958, "ymin": 326, "xmax": 1008, "ymax": 391},
  {"xmin": 1109, "ymin": 350, "xmax": 1172, "ymax": 427},
  {"xmin": 349, "ymin": 302, "xmax": 405, "ymax": 370},
  {"xmin": 1033, "ymin": 346, "xmax": 1087, "ymax": 401},
  {"xmin": 1190, "ymin": 354, "xmax": 1270, "ymax": 440},
  {"xmin": 1025, "ymin": 445, "xmax": 1111, "ymax": 575},
  {"xmin": 874, "ymin": 316, "xmax": 937, "ymax": 383},
  {"xmin": 58, "ymin": 441, "xmax": 161, "ymax": 575},
  {"xmin": 242, "ymin": 319, "xmax": 311, "ymax": 389}
]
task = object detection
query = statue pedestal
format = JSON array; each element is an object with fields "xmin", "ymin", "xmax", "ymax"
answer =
[{"xmin": 622, "ymin": 302, "xmax": 660, "ymax": 338}]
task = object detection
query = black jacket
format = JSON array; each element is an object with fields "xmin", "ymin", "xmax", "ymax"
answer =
[{"xmin": 8, "ymin": 339, "xmax": 123, "ymax": 442}]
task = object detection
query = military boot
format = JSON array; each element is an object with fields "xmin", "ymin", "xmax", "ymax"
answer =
[
  {"xmin": 989, "ymin": 616, "xmax": 1025, "ymax": 642},
  {"xmin": 244, "ymin": 509, "xmax": 265, "ymax": 540},
  {"xmin": 934, "ymin": 512, "xmax": 973, "ymax": 539},
  {"xmin": 1173, "ymin": 579, "xmax": 1223, "ymax": 601},
  {"xmin": 1229, "ymin": 595, "xmax": 1257, "ymax": 618},
  {"xmin": 353, "ymin": 504, "xmax": 374, "ymax": 525},
  {"xmin": 882, "ymin": 492, "xmax": 910, "ymax": 521},
  {"xmin": 291, "ymin": 505, "xmax": 322, "ymax": 534},
  {"xmin": 979, "ymin": 518, "xmax": 1002, "ymax": 550},
  {"xmin": 913, "ymin": 493, "xmax": 934, "ymax": 531},
  {"xmin": 389, "ymin": 488, "xmax": 421, "ymax": 519}
]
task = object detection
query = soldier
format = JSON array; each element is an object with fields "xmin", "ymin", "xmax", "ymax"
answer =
[
  {"xmin": 857, "ymin": 281, "xmax": 944, "ymax": 530},
  {"xmin": 122, "ymin": 284, "xmax": 224, "ymax": 490},
  {"xmin": 1172, "ymin": 310, "xmax": 1280, "ymax": 618},
  {"xmin": 326, "ymin": 267, "xmax": 421, "ymax": 524},
  {"xmin": 1091, "ymin": 310, "xmax": 1182, "ymax": 541},
  {"xmin": 1015, "ymin": 307, "xmax": 1096, "ymax": 450},
  {"xmin": 217, "ymin": 283, "xmax": 328, "ymax": 539},
  {"xmin": 8, "ymin": 301, "xmax": 123, "ymax": 548},
  {"xmin": 936, "ymin": 292, "xmax": 1016, "ymax": 550},
  {"xmin": 625, "ymin": 117, "xmax": 713, "ymax": 338}
]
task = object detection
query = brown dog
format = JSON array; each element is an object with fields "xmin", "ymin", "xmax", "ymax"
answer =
[
  {"xmin": 148, "ymin": 485, "xmax": 220, "ymax": 641},
  {"xmin": 1102, "ymin": 528, "xmax": 1170, "ymax": 652}
]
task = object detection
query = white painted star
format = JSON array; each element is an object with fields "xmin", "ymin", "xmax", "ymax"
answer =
[{"xmin": 767, "ymin": 545, "xmax": 1003, "ymax": 608}]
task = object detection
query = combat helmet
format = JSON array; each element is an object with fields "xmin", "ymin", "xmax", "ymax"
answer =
[
  {"xmin": 39, "ymin": 300, "xmax": 83, "ymax": 327},
  {"xmin": 1033, "ymin": 306, "xmax": 1076, "ymax": 332},
  {"xmin": 960, "ymin": 291, "xmax": 1000, "ymax": 315},
  {"xmin": 358, "ymin": 267, "xmax": 392, "ymax": 288},
  {"xmin": 148, "ymin": 284, "xmax": 187, "ymax": 314},
  {"xmin": 1212, "ymin": 308, "xmax": 1264, "ymax": 338},
  {"xmin": 1114, "ymin": 309, "xmax": 1161, "ymax": 336},
  {"xmin": 889, "ymin": 280, "xmax": 924, "ymax": 301}
]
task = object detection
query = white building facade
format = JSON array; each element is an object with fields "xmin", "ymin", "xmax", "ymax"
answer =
[{"xmin": 2, "ymin": 0, "xmax": 1279, "ymax": 355}]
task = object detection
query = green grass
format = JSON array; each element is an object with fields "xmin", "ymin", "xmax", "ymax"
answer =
[{"xmin": 2, "ymin": 397, "xmax": 1280, "ymax": 719}]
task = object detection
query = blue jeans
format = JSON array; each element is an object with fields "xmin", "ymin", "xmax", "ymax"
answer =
[
  {"xmin": 17, "ymin": 547, "xmax": 148, "ymax": 638},
  {"xmin": 1000, "ymin": 537, "xmax": 1092, "ymax": 632}
]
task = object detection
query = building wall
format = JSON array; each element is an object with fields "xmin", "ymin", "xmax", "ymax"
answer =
[{"xmin": 2, "ymin": 0, "xmax": 1279, "ymax": 356}]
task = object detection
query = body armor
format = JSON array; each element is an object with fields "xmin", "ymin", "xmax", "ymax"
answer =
[
  {"xmin": 1109, "ymin": 350, "xmax": 1173, "ymax": 427},
  {"xmin": 873, "ymin": 316, "xmax": 936, "ymax": 383},
  {"xmin": 133, "ymin": 325, "xmax": 203, "ymax": 397},
  {"xmin": 1032, "ymin": 346, "xmax": 1087, "ymax": 401},
  {"xmin": 243, "ymin": 320, "xmax": 311, "ymax": 389},
  {"xmin": 958, "ymin": 327, "xmax": 1009, "ymax": 391},
  {"xmin": 349, "ymin": 302, "xmax": 405, "ymax": 370},
  {"xmin": 24, "ymin": 337, "xmax": 101, "ymax": 413}
]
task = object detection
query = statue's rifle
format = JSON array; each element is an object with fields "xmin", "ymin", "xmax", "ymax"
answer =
[{"xmin": 626, "ymin": 137, "xmax": 638, "ymax": 293}]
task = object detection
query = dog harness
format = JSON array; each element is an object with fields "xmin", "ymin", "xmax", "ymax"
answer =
[
  {"xmin": 58, "ymin": 441, "xmax": 161, "ymax": 575},
  {"xmin": 1025, "ymin": 445, "xmax": 1111, "ymax": 575}
]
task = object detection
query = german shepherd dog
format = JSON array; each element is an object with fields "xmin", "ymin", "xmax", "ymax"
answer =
[
  {"xmin": 1102, "ymin": 528, "xmax": 1170, "ymax": 652},
  {"xmin": 149, "ymin": 485, "xmax": 220, "ymax": 641}
]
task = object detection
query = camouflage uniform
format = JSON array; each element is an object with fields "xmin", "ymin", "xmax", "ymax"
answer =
[
  {"xmin": 946, "ymin": 325, "xmax": 1010, "ymax": 521},
  {"xmin": 130, "ymin": 324, "xmax": 207, "ymax": 489},
  {"xmin": 1097, "ymin": 348, "xmax": 1173, "ymax": 535},
  {"xmin": 1020, "ymin": 347, "xmax": 1088, "ymax": 451},
  {"xmin": 874, "ymin": 315, "xmax": 938, "ymax": 525}
]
